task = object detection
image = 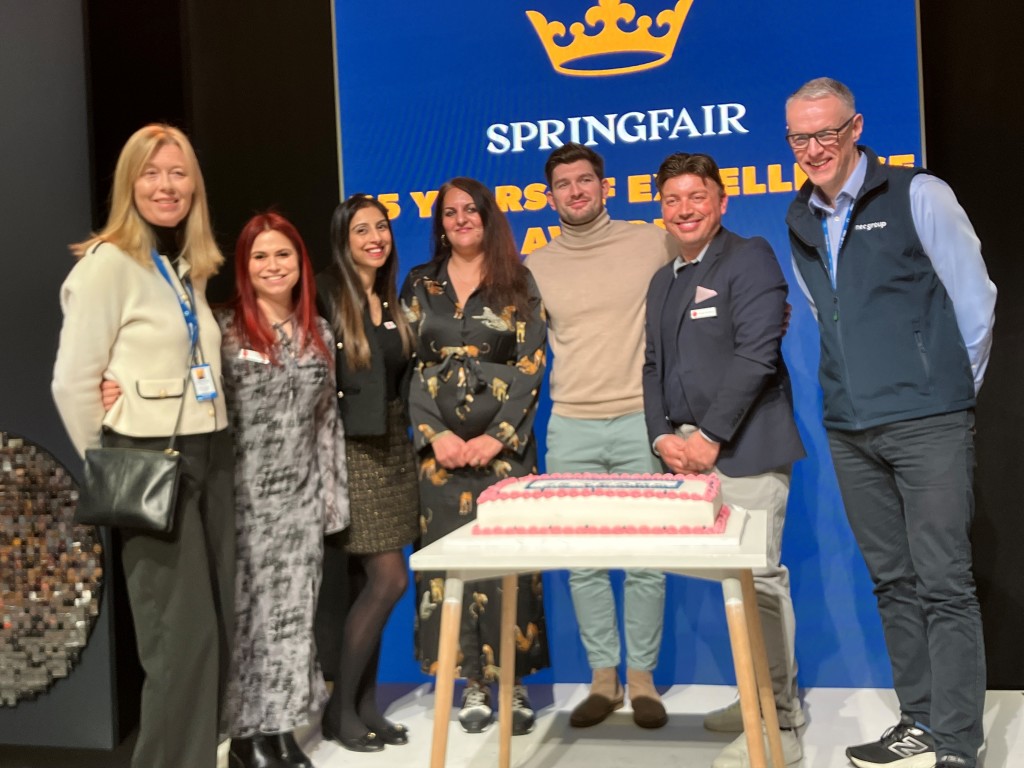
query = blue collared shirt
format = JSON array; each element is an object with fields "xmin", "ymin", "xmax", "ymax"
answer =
[
  {"xmin": 792, "ymin": 152, "xmax": 996, "ymax": 392},
  {"xmin": 672, "ymin": 241, "xmax": 711, "ymax": 274}
]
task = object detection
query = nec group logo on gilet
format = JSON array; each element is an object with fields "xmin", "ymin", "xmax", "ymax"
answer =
[{"xmin": 526, "ymin": 0, "xmax": 693, "ymax": 77}]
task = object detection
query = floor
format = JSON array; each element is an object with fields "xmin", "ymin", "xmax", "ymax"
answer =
[
  {"xmin": 282, "ymin": 684, "xmax": 1021, "ymax": 768},
  {"xmin": 4, "ymin": 685, "xmax": 1020, "ymax": 767}
]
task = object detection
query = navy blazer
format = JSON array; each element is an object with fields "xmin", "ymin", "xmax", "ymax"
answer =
[
  {"xmin": 642, "ymin": 227, "xmax": 805, "ymax": 477},
  {"xmin": 316, "ymin": 272, "xmax": 412, "ymax": 438}
]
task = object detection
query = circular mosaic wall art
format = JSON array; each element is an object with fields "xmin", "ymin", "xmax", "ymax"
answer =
[{"xmin": 0, "ymin": 432, "xmax": 103, "ymax": 707}]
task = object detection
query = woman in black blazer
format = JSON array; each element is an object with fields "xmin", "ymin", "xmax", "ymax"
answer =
[{"xmin": 316, "ymin": 194, "xmax": 418, "ymax": 752}]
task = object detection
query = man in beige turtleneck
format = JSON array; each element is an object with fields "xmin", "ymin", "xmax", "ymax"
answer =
[{"xmin": 525, "ymin": 143, "xmax": 674, "ymax": 730}]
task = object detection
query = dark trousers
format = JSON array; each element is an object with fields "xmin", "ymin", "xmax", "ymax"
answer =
[
  {"xmin": 111, "ymin": 429, "xmax": 235, "ymax": 768},
  {"xmin": 828, "ymin": 410, "xmax": 985, "ymax": 763}
]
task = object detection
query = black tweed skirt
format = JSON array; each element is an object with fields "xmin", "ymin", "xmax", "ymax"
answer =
[{"xmin": 338, "ymin": 398, "xmax": 419, "ymax": 554}]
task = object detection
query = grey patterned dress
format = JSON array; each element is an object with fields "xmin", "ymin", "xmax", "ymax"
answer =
[{"xmin": 218, "ymin": 309, "xmax": 349, "ymax": 737}]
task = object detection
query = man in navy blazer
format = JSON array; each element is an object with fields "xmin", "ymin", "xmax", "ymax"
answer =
[{"xmin": 642, "ymin": 152, "xmax": 806, "ymax": 768}]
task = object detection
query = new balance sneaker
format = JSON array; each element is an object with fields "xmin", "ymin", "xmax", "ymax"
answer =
[
  {"xmin": 458, "ymin": 681, "xmax": 493, "ymax": 733},
  {"xmin": 511, "ymin": 684, "xmax": 536, "ymax": 736},
  {"xmin": 846, "ymin": 715, "xmax": 935, "ymax": 767},
  {"xmin": 935, "ymin": 755, "xmax": 972, "ymax": 768}
]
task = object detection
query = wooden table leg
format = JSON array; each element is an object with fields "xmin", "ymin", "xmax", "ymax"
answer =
[
  {"xmin": 498, "ymin": 574, "xmax": 518, "ymax": 768},
  {"xmin": 722, "ymin": 575, "xmax": 768, "ymax": 768},
  {"xmin": 430, "ymin": 576, "xmax": 464, "ymax": 768},
  {"xmin": 741, "ymin": 569, "xmax": 785, "ymax": 768}
]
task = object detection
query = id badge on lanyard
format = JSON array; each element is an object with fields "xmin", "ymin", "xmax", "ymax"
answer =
[
  {"xmin": 151, "ymin": 251, "xmax": 218, "ymax": 402},
  {"xmin": 190, "ymin": 364, "xmax": 217, "ymax": 400}
]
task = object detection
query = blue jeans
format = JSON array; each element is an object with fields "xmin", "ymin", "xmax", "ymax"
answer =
[
  {"xmin": 828, "ymin": 410, "xmax": 984, "ymax": 764},
  {"xmin": 546, "ymin": 412, "xmax": 666, "ymax": 671}
]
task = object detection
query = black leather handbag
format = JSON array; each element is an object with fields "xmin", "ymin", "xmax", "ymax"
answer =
[
  {"xmin": 75, "ymin": 347, "xmax": 194, "ymax": 534},
  {"xmin": 77, "ymin": 444, "xmax": 182, "ymax": 533}
]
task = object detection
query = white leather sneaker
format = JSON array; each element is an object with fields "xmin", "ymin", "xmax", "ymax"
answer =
[
  {"xmin": 704, "ymin": 698, "xmax": 806, "ymax": 732},
  {"xmin": 711, "ymin": 727, "xmax": 803, "ymax": 768},
  {"xmin": 704, "ymin": 699, "xmax": 745, "ymax": 732}
]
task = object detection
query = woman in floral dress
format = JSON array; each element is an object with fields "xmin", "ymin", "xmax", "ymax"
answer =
[{"xmin": 401, "ymin": 177, "xmax": 549, "ymax": 736}]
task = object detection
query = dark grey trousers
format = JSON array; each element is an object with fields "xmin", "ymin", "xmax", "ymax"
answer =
[
  {"xmin": 110, "ymin": 429, "xmax": 235, "ymax": 768},
  {"xmin": 828, "ymin": 410, "xmax": 985, "ymax": 765}
]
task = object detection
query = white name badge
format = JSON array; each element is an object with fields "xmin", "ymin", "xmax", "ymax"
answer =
[
  {"xmin": 383, "ymin": 320, "xmax": 397, "ymax": 330},
  {"xmin": 190, "ymin": 364, "xmax": 218, "ymax": 401},
  {"xmin": 238, "ymin": 348, "xmax": 270, "ymax": 364},
  {"xmin": 690, "ymin": 306, "xmax": 718, "ymax": 320}
]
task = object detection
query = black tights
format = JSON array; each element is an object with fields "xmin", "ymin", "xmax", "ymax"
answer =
[{"xmin": 324, "ymin": 549, "xmax": 408, "ymax": 739}]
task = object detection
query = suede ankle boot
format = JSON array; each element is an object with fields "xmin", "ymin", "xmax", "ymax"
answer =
[
  {"xmin": 627, "ymin": 668, "xmax": 667, "ymax": 729},
  {"xmin": 569, "ymin": 667, "xmax": 624, "ymax": 727}
]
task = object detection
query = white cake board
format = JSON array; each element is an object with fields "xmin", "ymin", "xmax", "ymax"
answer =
[{"xmin": 448, "ymin": 505, "xmax": 750, "ymax": 551}]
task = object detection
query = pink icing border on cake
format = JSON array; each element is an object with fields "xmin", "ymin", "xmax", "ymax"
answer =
[
  {"xmin": 476, "ymin": 472, "xmax": 720, "ymax": 504},
  {"xmin": 472, "ymin": 505, "xmax": 732, "ymax": 536}
]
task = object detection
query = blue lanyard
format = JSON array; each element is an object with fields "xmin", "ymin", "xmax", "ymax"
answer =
[
  {"xmin": 820, "ymin": 203, "xmax": 853, "ymax": 290},
  {"xmin": 151, "ymin": 250, "xmax": 199, "ymax": 348}
]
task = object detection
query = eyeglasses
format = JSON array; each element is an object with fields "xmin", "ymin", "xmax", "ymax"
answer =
[{"xmin": 785, "ymin": 116, "xmax": 856, "ymax": 150}]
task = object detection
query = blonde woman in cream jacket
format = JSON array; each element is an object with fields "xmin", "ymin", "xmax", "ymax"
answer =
[{"xmin": 52, "ymin": 124, "xmax": 233, "ymax": 768}]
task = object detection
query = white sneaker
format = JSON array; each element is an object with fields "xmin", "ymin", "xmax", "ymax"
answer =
[
  {"xmin": 704, "ymin": 699, "xmax": 745, "ymax": 732},
  {"xmin": 711, "ymin": 728, "xmax": 803, "ymax": 768},
  {"xmin": 704, "ymin": 698, "xmax": 806, "ymax": 732}
]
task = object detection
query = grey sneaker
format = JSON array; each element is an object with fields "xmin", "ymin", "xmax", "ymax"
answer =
[
  {"xmin": 511, "ymin": 684, "xmax": 535, "ymax": 736},
  {"xmin": 458, "ymin": 682, "xmax": 493, "ymax": 733}
]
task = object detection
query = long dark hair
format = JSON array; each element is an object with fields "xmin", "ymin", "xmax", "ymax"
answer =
[
  {"xmin": 431, "ymin": 177, "xmax": 529, "ymax": 314},
  {"xmin": 326, "ymin": 195, "xmax": 413, "ymax": 369},
  {"xmin": 232, "ymin": 211, "xmax": 329, "ymax": 364}
]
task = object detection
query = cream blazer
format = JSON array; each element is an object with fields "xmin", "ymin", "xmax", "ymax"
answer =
[{"xmin": 52, "ymin": 241, "xmax": 228, "ymax": 457}]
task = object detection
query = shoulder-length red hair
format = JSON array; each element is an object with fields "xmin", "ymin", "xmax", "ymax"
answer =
[{"xmin": 232, "ymin": 211, "xmax": 330, "ymax": 363}]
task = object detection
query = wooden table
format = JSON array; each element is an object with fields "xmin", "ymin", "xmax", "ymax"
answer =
[{"xmin": 408, "ymin": 508, "xmax": 785, "ymax": 768}]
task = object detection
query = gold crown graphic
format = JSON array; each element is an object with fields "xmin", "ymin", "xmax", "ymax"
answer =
[{"xmin": 527, "ymin": 0, "xmax": 693, "ymax": 77}]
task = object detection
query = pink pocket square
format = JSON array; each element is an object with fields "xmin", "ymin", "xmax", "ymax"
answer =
[{"xmin": 695, "ymin": 285, "xmax": 718, "ymax": 304}]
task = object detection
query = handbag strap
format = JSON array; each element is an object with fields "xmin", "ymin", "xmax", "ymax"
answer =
[{"xmin": 166, "ymin": 335, "xmax": 199, "ymax": 453}]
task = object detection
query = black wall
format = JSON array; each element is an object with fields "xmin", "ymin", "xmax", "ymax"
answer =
[
  {"xmin": 0, "ymin": 0, "xmax": 124, "ymax": 749},
  {"xmin": 185, "ymin": 0, "xmax": 342, "ymax": 300},
  {"xmin": 920, "ymin": 8, "xmax": 1024, "ymax": 689},
  {"xmin": 84, "ymin": 0, "xmax": 341, "ymax": 303}
]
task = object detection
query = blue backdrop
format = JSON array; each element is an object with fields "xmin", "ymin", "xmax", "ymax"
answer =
[{"xmin": 333, "ymin": 0, "xmax": 923, "ymax": 689}]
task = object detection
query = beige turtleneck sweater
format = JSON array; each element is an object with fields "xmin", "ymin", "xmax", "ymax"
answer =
[{"xmin": 526, "ymin": 209, "xmax": 675, "ymax": 419}]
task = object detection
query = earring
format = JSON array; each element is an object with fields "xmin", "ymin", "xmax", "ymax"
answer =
[{"xmin": 440, "ymin": 233, "xmax": 449, "ymax": 246}]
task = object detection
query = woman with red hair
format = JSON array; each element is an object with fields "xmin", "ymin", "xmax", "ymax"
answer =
[
  {"xmin": 100, "ymin": 210, "xmax": 349, "ymax": 767},
  {"xmin": 219, "ymin": 212, "xmax": 350, "ymax": 768}
]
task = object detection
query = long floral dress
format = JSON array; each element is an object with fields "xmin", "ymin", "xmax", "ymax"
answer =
[
  {"xmin": 401, "ymin": 260, "xmax": 549, "ymax": 681},
  {"xmin": 218, "ymin": 309, "xmax": 349, "ymax": 737}
]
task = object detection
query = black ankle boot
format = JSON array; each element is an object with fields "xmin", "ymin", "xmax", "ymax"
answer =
[
  {"xmin": 272, "ymin": 731, "xmax": 313, "ymax": 768},
  {"xmin": 229, "ymin": 734, "xmax": 289, "ymax": 768}
]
